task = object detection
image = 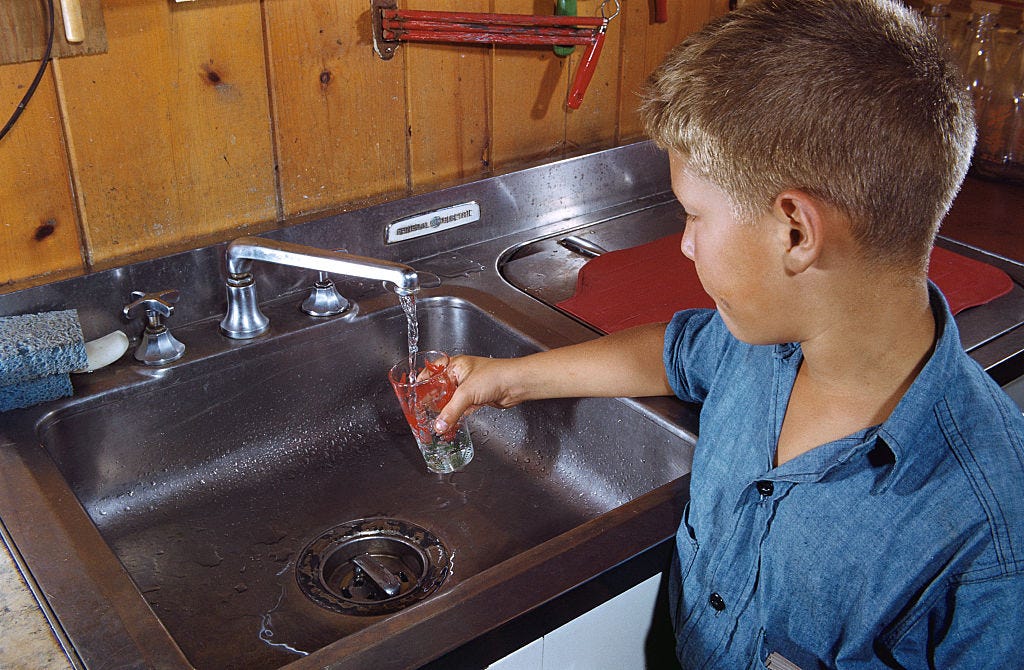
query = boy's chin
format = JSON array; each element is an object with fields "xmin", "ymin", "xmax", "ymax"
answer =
[{"xmin": 719, "ymin": 311, "xmax": 791, "ymax": 347}]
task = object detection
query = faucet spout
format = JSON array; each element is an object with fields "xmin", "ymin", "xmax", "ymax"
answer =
[{"xmin": 220, "ymin": 236, "xmax": 419, "ymax": 339}]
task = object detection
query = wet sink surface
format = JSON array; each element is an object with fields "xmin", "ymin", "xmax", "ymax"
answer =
[{"xmin": 35, "ymin": 296, "xmax": 691, "ymax": 670}]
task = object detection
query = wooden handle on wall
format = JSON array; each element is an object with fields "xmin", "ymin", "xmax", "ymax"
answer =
[{"xmin": 60, "ymin": 0, "xmax": 85, "ymax": 43}]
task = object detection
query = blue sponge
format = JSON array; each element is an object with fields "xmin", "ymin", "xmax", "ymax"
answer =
[
  {"xmin": 0, "ymin": 309, "xmax": 86, "ymax": 412},
  {"xmin": 0, "ymin": 374, "xmax": 74, "ymax": 412}
]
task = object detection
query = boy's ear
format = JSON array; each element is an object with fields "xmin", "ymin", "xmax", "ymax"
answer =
[{"xmin": 773, "ymin": 190, "xmax": 824, "ymax": 274}]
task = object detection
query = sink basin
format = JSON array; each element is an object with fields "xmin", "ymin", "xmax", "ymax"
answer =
[{"xmin": 28, "ymin": 294, "xmax": 692, "ymax": 669}]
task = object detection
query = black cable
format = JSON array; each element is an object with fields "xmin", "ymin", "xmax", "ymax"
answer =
[{"xmin": 0, "ymin": 0, "xmax": 55, "ymax": 142}]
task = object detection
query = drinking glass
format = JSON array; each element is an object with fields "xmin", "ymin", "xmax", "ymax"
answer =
[{"xmin": 388, "ymin": 351, "xmax": 474, "ymax": 474}]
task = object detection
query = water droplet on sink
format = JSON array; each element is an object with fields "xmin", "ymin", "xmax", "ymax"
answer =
[{"xmin": 194, "ymin": 547, "xmax": 223, "ymax": 568}]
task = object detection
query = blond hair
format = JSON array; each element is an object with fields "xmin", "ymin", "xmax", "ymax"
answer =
[{"xmin": 640, "ymin": 0, "xmax": 976, "ymax": 270}]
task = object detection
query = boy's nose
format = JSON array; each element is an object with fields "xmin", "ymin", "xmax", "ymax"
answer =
[{"xmin": 681, "ymin": 224, "xmax": 695, "ymax": 260}]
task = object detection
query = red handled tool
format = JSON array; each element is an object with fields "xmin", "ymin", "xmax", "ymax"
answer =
[
  {"xmin": 567, "ymin": 24, "xmax": 606, "ymax": 109},
  {"xmin": 654, "ymin": 0, "xmax": 668, "ymax": 23}
]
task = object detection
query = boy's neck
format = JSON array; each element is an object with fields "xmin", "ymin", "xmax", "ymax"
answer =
[{"xmin": 775, "ymin": 273, "xmax": 936, "ymax": 466}]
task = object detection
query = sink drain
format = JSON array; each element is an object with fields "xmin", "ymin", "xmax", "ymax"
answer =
[{"xmin": 296, "ymin": 518, "xmax": 452, "ymax": 616}]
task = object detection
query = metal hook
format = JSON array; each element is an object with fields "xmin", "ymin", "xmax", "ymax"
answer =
[{"xmin": 599, "ymin": 0, "xmax": 621, "ymax": 21}]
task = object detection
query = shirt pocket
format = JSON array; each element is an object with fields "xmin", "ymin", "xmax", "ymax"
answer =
[
  {"xmin": 750, "ymin": 628, "xmax": 812, "ymax": 670},
  {"xmin": 671, "ymin": 501, "xmax": 701, "ymax": 639}
]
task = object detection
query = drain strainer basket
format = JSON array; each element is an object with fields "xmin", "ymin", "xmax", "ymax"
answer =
[{"xmin": 296, "ymin": 517, "xmax": 452, "ymax": 616}]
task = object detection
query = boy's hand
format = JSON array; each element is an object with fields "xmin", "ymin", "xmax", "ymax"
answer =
[{"xmin": 433, "ymin": 355, "xmax": 522, "ymax": 434}]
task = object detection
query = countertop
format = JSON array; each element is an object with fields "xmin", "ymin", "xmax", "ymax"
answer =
[
  {"xmin": 0, "ymin": 542, "xmax": 72, "ymax": 669},
  {"xmin": 1, "ymin": 173, "xmax": 1021, "ymax": 670}
]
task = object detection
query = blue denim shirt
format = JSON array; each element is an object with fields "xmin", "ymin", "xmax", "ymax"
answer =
[{"xmin": 663, "ymin": 286, "xmax": 1024, "ymax": 669}]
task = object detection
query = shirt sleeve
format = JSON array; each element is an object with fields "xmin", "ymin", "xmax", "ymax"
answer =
[
  {"xmin": 662, "ymin": 308, "xmax": 731, "ymax": 404},
  {"xmin": 884, "ymin": 571, "xmax": 1024, "ymax": 669}
]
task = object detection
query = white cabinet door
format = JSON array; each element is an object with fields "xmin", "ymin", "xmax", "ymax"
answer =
[{"xmin": 487, "ymin": 574, "xmax": 663, "ymax": 670}]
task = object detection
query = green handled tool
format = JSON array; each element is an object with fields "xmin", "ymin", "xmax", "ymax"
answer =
[{"xmin": 554, "ymin": 0, "xmax": 577, "ymax": 57}]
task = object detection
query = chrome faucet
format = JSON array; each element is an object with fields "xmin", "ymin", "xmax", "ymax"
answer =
[
  {"xmin": 123, "ymin": 289, "xmax": 187, "ymax": 364},
  {"xmin": 219, "ymin": 236, "xmax": 419, "ymax": 339}
]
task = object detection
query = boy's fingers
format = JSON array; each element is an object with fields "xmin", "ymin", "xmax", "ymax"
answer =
[{"xmin": 435, "ymin": 387, "xmax": 472, "ymax": 433}]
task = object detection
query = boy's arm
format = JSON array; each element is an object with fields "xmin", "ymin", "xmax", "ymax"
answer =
[{"xmin": 434, "ymin": 322, "xmax": 671, "ymax": 432}]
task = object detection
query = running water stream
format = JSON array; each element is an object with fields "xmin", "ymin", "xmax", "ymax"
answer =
[{"xmin": 399, "ymin": 291, "xmax": 419, "ymax": 377}]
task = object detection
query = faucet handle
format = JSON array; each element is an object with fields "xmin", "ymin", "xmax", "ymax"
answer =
[
  {"xmin": 123, "ymin": 289, "xmax": 185, "ymax": 366},
  {"xmin": 123, "ymin": 289, "xmax": 180, "ymax": 320}
]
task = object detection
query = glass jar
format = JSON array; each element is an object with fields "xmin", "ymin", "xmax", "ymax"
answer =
[
  {"xmin": 959, "ymin": 2, "xmax": 1009, "ymax": 176},
  {"xmin": 978, "ymin": 16, "xmax": 1024, "ymax": 184},
  {"xmin": 921, "ymin": 0, "xmax": 954, "ymax": 44}
]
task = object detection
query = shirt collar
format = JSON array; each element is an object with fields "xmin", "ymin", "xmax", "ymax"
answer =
[
  {"xmin": 769, "ymin": 426, "xmax": 881, "ymax": 483},
  {"xmin": 871, "ymin": 282, "xmax": 961, "ymax": 491},
  {"xmin": 773, "ymin": 341, "xmax": 801, "ymax": 361}
]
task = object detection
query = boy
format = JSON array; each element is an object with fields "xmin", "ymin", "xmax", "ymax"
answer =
[{"xmin": 435, "ymin": 0, "xmax": 1024, "ymax": 667}]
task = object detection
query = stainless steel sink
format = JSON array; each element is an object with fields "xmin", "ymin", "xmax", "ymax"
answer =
[
  {"xmin": 0, "ymin": 141, "xmax": 713, "ymax": 669},
  {"xmin": 6, "ymin": 291, "xmax": 693, "ymax": 670}
]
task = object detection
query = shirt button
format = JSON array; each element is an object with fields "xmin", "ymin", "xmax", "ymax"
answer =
[
  {"xmin": 756, "ymin": 480, "xmax": 774, "ymax": 497},
  {"xmin": 709, "ymin": 592, "xmax": 726, "ymax": 611}
]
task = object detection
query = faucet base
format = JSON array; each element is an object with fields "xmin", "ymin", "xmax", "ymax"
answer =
[
  {"xmin": 135, "ymin": 327, "xmax": 186, "ymax": 366},
  {"xmin": 220, "ymin": 276, "xmax": 270, "ymax": 339},
  {"xmin": 301, "ymin": 278, "xmax": 352, "ymax": 317}
]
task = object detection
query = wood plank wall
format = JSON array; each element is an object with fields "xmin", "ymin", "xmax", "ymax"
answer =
[{"xmin": 0, "ymin": 0, "xmax": 727, "ymax": 294}]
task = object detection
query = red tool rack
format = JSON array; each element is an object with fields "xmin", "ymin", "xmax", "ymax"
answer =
[{"xmin": 370, "ymin": 0, "xmax": 619, "ymax": 110}]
